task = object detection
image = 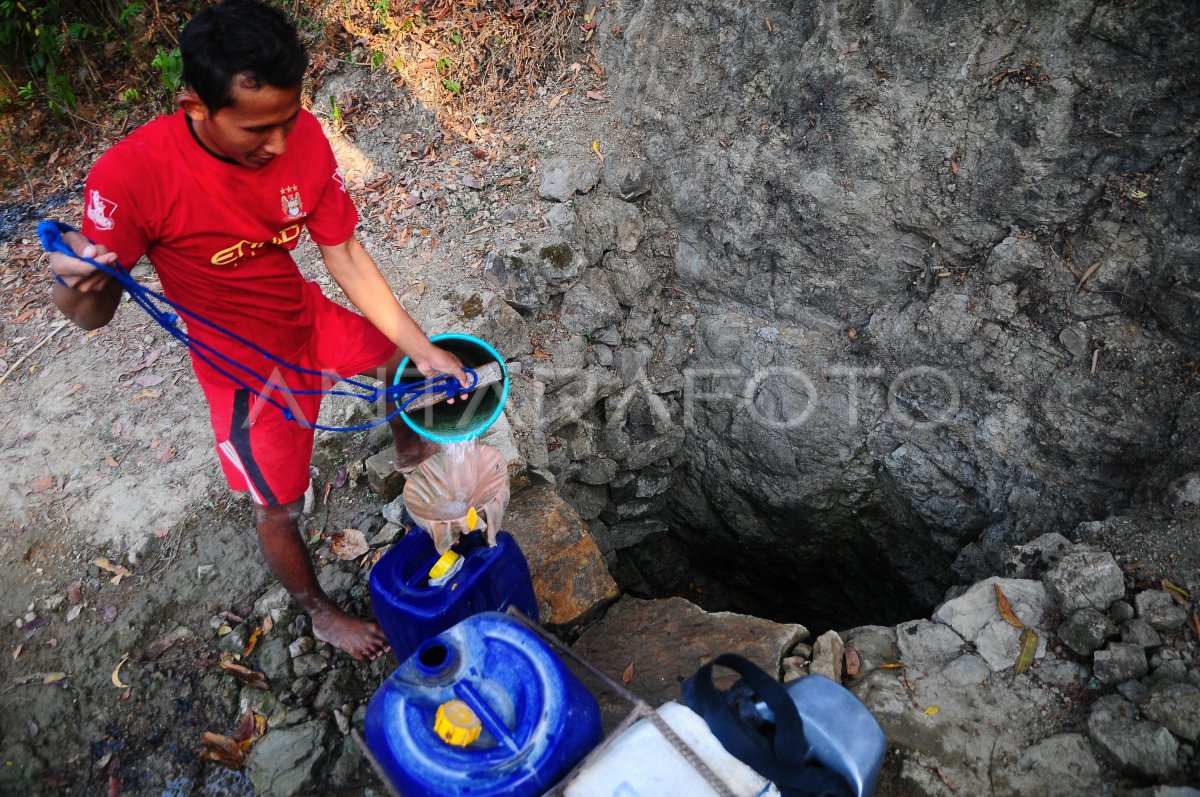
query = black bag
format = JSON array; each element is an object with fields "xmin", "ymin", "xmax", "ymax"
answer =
[{"xmin": 681, "ymin": 654, "xmax": 856, "ymax": 797}]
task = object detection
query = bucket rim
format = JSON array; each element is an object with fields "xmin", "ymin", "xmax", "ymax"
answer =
[{"xmin": 395, "ymin": 333, "xmax": 510, "ymax": 444}]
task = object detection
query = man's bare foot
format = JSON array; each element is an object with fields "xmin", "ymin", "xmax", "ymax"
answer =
[
  {"xmin": 311, "ymin": 606, "xmax": 391, "ymax": 661},
  {"xmin": 395, "ymin": 437, "xmax": 440, "ymax": 474}
]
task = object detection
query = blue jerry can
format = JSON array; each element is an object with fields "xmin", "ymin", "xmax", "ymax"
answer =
[
  {"xmin": 369, "ymin": 528, "xmax": 539, "ymax": 661},
  {"xmin": 364, "ymin": 612, "xmax": 603, "ymax": 797}
]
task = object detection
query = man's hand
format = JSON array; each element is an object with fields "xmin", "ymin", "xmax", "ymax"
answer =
[
  {"xmin": 49, "ymin": 234, "xmax": 119, "ymax": 291},
  {"xmin": 413, "ymin": 345, "xmax": 471, "ymax": 400},
  {"xmin": 49, "ymin": 232, "xmax": 124, "ymax": 330}
]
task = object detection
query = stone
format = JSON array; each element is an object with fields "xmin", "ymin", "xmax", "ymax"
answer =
[
  {"xmin": 1135, "ymin": 589, "xmax": 1189, "ymax": 631},
  {"xmin": 623, "ymin": 428, "xmax": 685, "ymax": 470},
  {"xmin": 504, "ymin": 485, "xmax": 618, "ymax": 626},
  {"xmin": 842, "ymin": 626, "xmax": 899, "ymax": 671},
  {"xmin": 895, "ymin": 620, "xmax": 965, "ymax": 670},
  {"xmin": 1037, "ymin": 657, "xmax": 1088, "ymax": 688},
  {"xmin": 1059, "ymin": 323, "xmax": 1090, "ymax": 356},
  {"xmin": 1121, "ymin": 617, "xmax": 1163, "ymax": 648},
  {"xmin": 1110, "ymin": 599, "xmax": 1136, "ymax": 623},
  {"xmin": 1044, "ymin": 550, "xmax": 1126, "ymax": 613},
  {"xmin": 1141, "ymin": 683, "xmax": 1200, "ymax": 742},
  {"xmin": 1093, "ymin": 642, "xmax": 1148, "ymax": 685},
  {"xmin": 602, "ymin": 156, "xmax": 653, "ymax": 200},
  {"xmin": 578, "ymin": 457, "xmax": 618, "ymax": 485},
  {"xmin": 809, "ymin": 630, "xmax": 844, "ymax": 682},
  {"xmin": 218, "ymin": 625, "xmax": 249, "ymax": 656},
  {"xmin": 603, "ymin": 519, "xmax": 668, "ymax": 552},
  {"xmin": 256, "ymin": 636, "xmax": 292, "ymax": 683},
  {"xmin": 292, "ymin": 653, "xmax": 329, "ymax": 678},
  {"xmin": 483, "ymin": 249, "xmax": 544, "ymax": 315},
  {"xmin": 1058, "ymin": 608, "xmax": 1117, "ymax": 656},
  {"xmin": 369, "ymin": 522, "xmax": 404, "ymax": 548},
  {"xmin": 380, "ymin": 495, "xmax": 408, "ymax": 526},
  {"xmin": 1002, "ymin": 533, "xmax": 1074, "ymax": 578},
  {"xmin": 561, "ymin": 270, "xmax": 621, "ymax": 334},
  {"xmin": 931, "ymin": 577, "xmax": 1048, "ymax": 671},
  {"xmin": 579, "ymin": 194, "xmax": 643, "ymax": 263},
  {"xmin": 572, "ymin": 596, "xmax": 806, "ymax": 730},
  {"xmin": 1087, "ymin": 694, "xmax": 1178, "ymax": 779},
  {"xmin": 478, "ymin": 412, "xmax": 530, "ymax": 489},
  {"xmin": 254, "ymin": 585, "xmax": 291, "ymax": 619},
  {"xmin": 941, "ymin": 654, "xmax": 992, "ymax": 687},
  {"xmin": 312, "ymin": 668, "xmax": 357, "ymax": 713},
  {"xmin": 246, "ymin": 719, "xmax": 333, "ymax": 797},
  {"xmin": 560, "ymin": 481, "xmax": 608, "ymax": 520},
  {"xmin": 288, "ymin": 636, "xmax": 316, "ymax": 658},
  {"xmin": 1117, "ymin": 680, "xmax": 1150, "ymax": 704},
  {"xmin": 986, "ymin": 235, "xmax": 1047, "ymax": 285},
  {"xmin": 602, "ymin": 252, "xmax": 655, "ymax": 307},
  {"xmin": 992, "ymin": 733, "xmax": 1102, "ymax": 797},
  {"xmin": 538, "ymin": 155, "xmax": 599, "ymax": 201},
  {"xmin": 364, "ymin": 449, "xmax": 404, "ymax": 501}
]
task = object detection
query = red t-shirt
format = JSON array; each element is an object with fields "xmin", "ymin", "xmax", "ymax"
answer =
[{"xmin": 81, "ymin": 109, "xmax": 358, "ymax": 388}]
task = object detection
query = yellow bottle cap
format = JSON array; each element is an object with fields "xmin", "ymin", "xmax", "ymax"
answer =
[
  {"xmin": 466, "ymin": 506, "xmax": 479, "ymax": 531},
  {"xmin": 427, "ymin": 550, "xmax": 461, "ymax": 581},
  {"xmin": 434, "ymin": 699, "xmax": 482, "ymax": 747}
]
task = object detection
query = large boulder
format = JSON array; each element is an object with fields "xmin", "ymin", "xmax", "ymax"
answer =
[{"xmin": 504, "ymin": 485, "xmax": 618, "ymax": 627}]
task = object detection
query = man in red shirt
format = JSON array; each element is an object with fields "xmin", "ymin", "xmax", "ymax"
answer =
[{"xmin": 46, "ymin": 0, "xmax": 464, "ymax": 660}]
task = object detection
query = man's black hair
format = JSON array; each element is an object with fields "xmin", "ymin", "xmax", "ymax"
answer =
[{"xmin": 180, "ymin": 0, "xmax": 308, "ymax": 111}]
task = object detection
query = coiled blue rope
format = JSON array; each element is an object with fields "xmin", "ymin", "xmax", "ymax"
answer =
[{"xmin": 38, "ymin": 219, "xmax": 476, "ymax": 432}]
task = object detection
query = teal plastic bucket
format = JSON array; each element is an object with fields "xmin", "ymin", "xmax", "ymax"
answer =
[{"xmin": 394, "ymin": 334, "xmax": 509, "ymax": 444}]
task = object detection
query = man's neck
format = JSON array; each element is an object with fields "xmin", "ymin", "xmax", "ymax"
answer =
[{"xmin": 185, "ymin": 115, "xmax": 239, "ymax": 166}]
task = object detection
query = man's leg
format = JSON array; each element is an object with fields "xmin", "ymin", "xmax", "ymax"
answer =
[
  {"xmin": 365, "ymin": 347, "xmax": 439, "ymax": 472},
  {"xmin": 255, "ymin": 498, "xmax": 390, "ymax": 661}
]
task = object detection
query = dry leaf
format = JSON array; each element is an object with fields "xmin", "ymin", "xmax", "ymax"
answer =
[
  {"xmin": 1189, "ymin": 610, "xmax": 1200, "ymax": 641},
  {"xmin": 879, "ymin": 662, "xmax": 904, "ymax": 670},
  {"xmin": 12, "ymin": 644, "xmax": 22, "ymax": 661},
  {"xmin": 1076, "ymin": 262, "xmax": 1101, "ymax": 292},
  {"xmin": 42, "ymin": 672, "xmax": 67, "ymax": 684},
  {"xmin": 924, "ymin": 705, "xmax": 939, "ymax": 716},
  {"xmin": 95, "ymin": 558, "xmax": 133, "ymax": 585},
  {"xmin": 844, "ymin": 645, "xmax": 861, "ymax": 677},
  {"xmin": 622, "ymin": 661, "xmax": 634, "ymax": 684},
  {"xmin": 585, "ymin": 90, "xmax": 606, "ymax": 101},
  {"xmin": 28, "ymin": 475, "xmax": 55, "ymax": 493},
  {"xmin": 495, "ymin": 175, "xmax": 522, "ymax": 187},
  {"xmin": 111, "ymin": 654, "xmax": 131, "ymax": 689},
  {"xmin": 1129, "ymin": 189, "xmax": 1147, "ymax": 199},
  {"xmin": 219, "ymin": 659, "xmax": 268, "ymax": 691},
  {"xmin": 950, "ymin": 150, "xmax": 960, "ymax": 176},
  {"xmin": 242, "ymin": 627, "xmax": 262, "ymax": 658},
  {"xmin": 65, "ymin": 383, "xmax": 83, "ymax": 396},
  {"xmin": 549, "ymin": 88, "xmax": 571, "ymax": 111},
  {"xmin": 1014, "ymin": 628, "xmax": 1038, "ymax": 674},
  {"xmin": 199, "ymin": 731, "xmax": 247, "ymax": 769},
  {"xmin": 592, "ymin": 139, "xmax": 603, "ymax": 162},
  {"xmin": 104, "ymin": 455, "xmax": 119, "ymax": 468},
  {"xmin": 460, "ymin": 174, "xmax": 483, "ymax": 190},
  {"xmin": 262, "ymin": 615, "xmax": 274, "ymax": 634},
  {"xmin": 330, "ymin": 529, "xmax": 369, "ymax": 560},
  {"xmin": 994, "ymin": 584, "xmax": 1025, "ymax": 628},
  {"xmin": 1161, "ymin": 579, "xmax": 1189, "ymax": 604},
  {"xmin": 130, "ymin": 388, "xmax": 162, "ymax": 405},
  {"xmin": 157, "ymin": 446, "xmax": 176, "ymax": 464},
  {"xmin": 66, "ymin": 605, "xmax": 82, "ymax": 622}
]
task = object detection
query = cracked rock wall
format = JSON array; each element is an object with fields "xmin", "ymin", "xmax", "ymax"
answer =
[{"xmin": 594, "ymin": 0, "xmax": 1200, "ymax": 626}]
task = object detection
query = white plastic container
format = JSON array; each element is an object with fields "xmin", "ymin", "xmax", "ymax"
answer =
[{"xmin": 564, "ymin": 702, "xmax": 781, "ymax": 797}]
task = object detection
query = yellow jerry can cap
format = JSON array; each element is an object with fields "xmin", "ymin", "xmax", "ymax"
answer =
[
  {"xmin": 427, "ymin": 550, "xmax": 461, "ymax": 581},
  {"xmin": 434, "ymin": 699, "xmax": 482, "ymax": 747}
]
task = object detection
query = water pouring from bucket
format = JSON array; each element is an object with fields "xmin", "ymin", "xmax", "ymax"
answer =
[{"xmin": 396, "ymin": 334, "xmax": 513, "ymax": 553}]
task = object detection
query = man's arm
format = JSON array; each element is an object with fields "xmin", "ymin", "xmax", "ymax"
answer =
[
  {"xmin": 318, "ymin": 235, "xmax": 467, "ymax": 383},
  {"xmin": 48, "ymin": 231, "xmax": 125, "ymax": 331}
]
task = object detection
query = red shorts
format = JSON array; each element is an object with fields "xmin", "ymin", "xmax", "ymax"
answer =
[{"xmin": 199, "ymin": 289, "xmax": 396, "ymax": 506}]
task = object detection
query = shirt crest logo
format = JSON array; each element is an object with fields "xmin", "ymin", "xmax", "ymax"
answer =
[
  {"xmin": 87, "ymin": 189, "xmax": 117, "ymax": 230},
  {"xmin": 280, "ymin": 185, "xmax": 304, "ymax": 219},
  {"xmin": 333, "ymin": 168, "xmax": 347, "ymax": 194}
]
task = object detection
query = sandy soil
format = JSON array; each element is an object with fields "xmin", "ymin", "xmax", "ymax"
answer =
[{"xmin": 0, "ymin": 49, "xmax": 619, "ymax": 795}]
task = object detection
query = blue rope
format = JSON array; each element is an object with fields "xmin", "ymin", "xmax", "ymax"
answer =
[{"xmin": 39, "ymin": 219, "xmax": 477, "ymax": 432}]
